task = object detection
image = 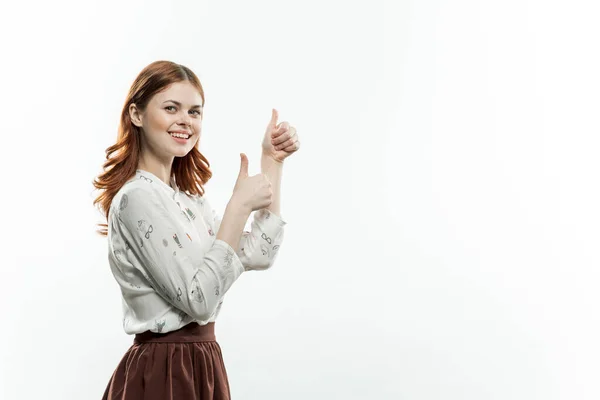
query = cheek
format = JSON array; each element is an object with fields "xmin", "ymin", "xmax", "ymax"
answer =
[
  {"xmin": 193, "ymin": 121, "xmax": 202, "ymax": 134},
  {"xmin": 148, "ymin": 111, "xmax": 171, "ymax": 132}
]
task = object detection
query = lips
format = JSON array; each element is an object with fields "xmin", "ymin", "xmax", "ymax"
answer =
[{"xmin": 169, "ymin": 131, "xmax": 192, "ymax": 141}]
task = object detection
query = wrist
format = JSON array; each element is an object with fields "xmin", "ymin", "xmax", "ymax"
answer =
[
  {"xmin": 261, "ymin": 152, "xmax": 284, "ymax": 165},
  {"xmin": 227, "ymin": 196, "xmax": 252, "ymax": 216}
]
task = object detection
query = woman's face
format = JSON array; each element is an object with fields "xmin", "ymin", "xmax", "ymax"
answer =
[{"xmin": 130, "ymin": 81, "xmax": 203, "ymax": 159}]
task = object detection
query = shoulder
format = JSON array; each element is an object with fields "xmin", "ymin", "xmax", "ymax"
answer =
[
  {"xmin": 113, "ymin": 180, "xmax": 164, "ymax": 217},
  {"xmin": 120, "ymin": 179, "xmax": 158, "ymax": 196},
  {"xmin": 187, "ymin": 192, "xmax": 212, "ymax": 211}
]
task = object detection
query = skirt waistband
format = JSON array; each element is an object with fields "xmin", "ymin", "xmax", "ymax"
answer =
[{"xmin": 134, "ymin": 322, "xmax": 216, "ymax": 344}]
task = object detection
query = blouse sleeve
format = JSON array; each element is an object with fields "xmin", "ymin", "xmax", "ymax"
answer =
[
  {"xmin": 114, "ymin": 184, "xmax": 245, "ymax": 321},
  {"xmin": 209, "ymin": 201, "xmax": 287, "ymax": 271}
]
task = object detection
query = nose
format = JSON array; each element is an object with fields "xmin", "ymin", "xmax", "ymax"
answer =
[{"xmin": 178, "ymin": 112, "xmax": 192, "ymax": 127}]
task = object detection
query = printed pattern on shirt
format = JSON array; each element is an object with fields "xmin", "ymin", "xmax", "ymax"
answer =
[{"xmin": 108, "ymin": 170, "xmax": 287, "ymax": 334}]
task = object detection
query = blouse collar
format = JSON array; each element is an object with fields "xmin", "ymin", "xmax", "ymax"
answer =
[{"xmin": 135, "ymin": 169, "xmax": 180, "ymax": 195}]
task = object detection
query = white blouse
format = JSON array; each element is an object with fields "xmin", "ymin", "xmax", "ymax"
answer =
[{"xmin": 107, "ymin": 169, "xmax": 287, "ymax": 335}]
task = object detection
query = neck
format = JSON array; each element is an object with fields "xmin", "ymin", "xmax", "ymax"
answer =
[{"xmin": 138, "ymin": 152, "xmax": 174, "ymax": 187}]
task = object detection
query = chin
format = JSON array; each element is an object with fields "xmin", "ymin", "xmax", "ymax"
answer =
[{"xmin": 173, "ymin": 149, "xmax": 192, "ymax": 158}]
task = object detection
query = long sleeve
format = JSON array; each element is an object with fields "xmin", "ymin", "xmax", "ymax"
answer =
[
  {"xmin": 114, "ymin": 183, "xmax": 245, "ymax": 321},
  {"xmin": 209, "ymin": 203, "xmax": 287, "ymax": 271}
]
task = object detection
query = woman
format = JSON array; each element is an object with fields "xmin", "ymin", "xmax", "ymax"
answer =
[{"xmin": 92, "ymin": 60, "xmax": 300, "ymax": 399}]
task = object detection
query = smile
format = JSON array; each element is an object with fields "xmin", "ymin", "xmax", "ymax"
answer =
[{"xmin": 169, "ymin": 132, "xmax": 191, "ymax": 139}]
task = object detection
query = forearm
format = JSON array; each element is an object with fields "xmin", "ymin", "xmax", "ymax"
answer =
[
  {"xmin": 261, "ymin": 154, "xmax": 283, "ymax": 217},
  {"xmin": 215, "ymin": 199, "xmax": 251, "ymax": 251}
]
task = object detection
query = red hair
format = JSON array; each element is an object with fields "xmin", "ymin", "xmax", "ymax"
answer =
[{"xmin": 92, "ymin": 60, "xmax": 212, "ymax": 237}]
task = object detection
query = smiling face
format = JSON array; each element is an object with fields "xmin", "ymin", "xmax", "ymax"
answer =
[{"xmin": 130, "ymin": 80, "xmax": 204, "ymax": 160}]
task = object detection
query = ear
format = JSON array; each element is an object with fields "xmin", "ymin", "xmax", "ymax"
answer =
[{"xmin": 129, "ymin": 103, "xmax": 143, "ymax": 128}]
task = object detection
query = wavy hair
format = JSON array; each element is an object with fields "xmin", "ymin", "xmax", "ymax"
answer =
[{"xmin": 92, "ymin": 60, "xmax": 212, "ymax": 237}]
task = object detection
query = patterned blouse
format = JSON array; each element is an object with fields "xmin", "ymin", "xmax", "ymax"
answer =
[{"xmin": 107, "ymin": 169, "xmax": 287, "ymax": 334}]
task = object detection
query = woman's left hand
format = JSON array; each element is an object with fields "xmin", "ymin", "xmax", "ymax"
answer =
[{"xmin": 261, "ymin": 109, "xmax": 300, "ymax": 163}]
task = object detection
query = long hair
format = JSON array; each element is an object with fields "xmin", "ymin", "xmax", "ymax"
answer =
[{"xmin": 92, "ymin": 60, "xmax": 212, "ymax": 237}]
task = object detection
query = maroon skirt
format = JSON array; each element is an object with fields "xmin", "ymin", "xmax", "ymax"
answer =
[{"xmin": 102, "ymin": 322, "xmax": 231, "ymax": 400}]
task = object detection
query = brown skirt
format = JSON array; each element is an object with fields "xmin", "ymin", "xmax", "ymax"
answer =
[{"xmin": 102, "ymin": 322, "xmax": 231, "ymax": 400}]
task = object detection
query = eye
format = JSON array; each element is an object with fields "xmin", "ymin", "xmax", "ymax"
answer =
[
  {"xmin": 191, "ymin": 110, "xmax": 201, "ymax": 116},
  {"xmin": 165, "ymin": 106, "xmax": 176, "ymax": 112}
]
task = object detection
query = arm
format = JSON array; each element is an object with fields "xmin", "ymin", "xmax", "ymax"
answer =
[
  {"xmin": 208, "ymin": 200, "xmax": 286, "ymax": 271},
  {"xmin": 260, "ymin": 155, "xmax": 283, "ymax": 217},
  {"xmin": 215, "ymin": 198, "xmax": 252, "ymax": 252},
  {"xmin": 115, "ymin": 184, "xmax": 245, "ymax": 321}
]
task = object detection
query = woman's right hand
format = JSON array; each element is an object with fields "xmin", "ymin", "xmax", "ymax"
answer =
[{"xmin": 231, "ymin": 153, "xmax": 273, "ymax": 213}]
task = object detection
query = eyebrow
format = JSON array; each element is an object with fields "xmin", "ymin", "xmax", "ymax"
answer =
[{"xmin": 163, "ymin": 100, "xmax": 203, "ymax": 109}]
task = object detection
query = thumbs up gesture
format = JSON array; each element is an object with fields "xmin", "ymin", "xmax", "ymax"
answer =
[
  {"xmin": 231, "ymin": 153, "xmax": 273, "ymax": 213},
  {"xmin": 261, "ymin": 109, "xmax": 300, "ymax": 163}
]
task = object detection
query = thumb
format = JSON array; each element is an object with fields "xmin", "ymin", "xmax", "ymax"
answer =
[
  {"xmin": 238, "ymin": 153, "xmax": 249, "ymax": 178},
  {"xmin": 268, "ymin": 108, "xmax": 279, "ymax": 130}
]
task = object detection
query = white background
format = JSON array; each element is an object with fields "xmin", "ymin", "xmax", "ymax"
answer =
[{"xmin": 1, "ymin": 0, "xmax": 599, "ymax": 399}]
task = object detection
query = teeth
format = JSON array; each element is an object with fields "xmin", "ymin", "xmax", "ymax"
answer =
[{"xmin": 170, "ymin": 132, "xmax": 190, "ymax": 139}]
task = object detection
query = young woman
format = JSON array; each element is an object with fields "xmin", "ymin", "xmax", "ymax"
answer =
[{"xmin": 93, "ymin": 60, "xmax": 300, "ymax": 399}]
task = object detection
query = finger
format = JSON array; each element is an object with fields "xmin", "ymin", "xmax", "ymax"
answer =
[
  {"xmin": 272, "ymin": 127, "xmax": 296, "ymax": 146},
  {"xmin": 274, "ymin": 132, "xmax": 298, "ymax": 150},
  {"xmin": 271, "ymin": 129, "xmax": 285, "ymax": 140},
  {"xmin": 238, "ymin": 153, "xmax": 249, "ymax": 177},
  {"xmin": 272, "ymin": 121, "xmax": 290, "ymax": 137},
  {"xmin": 268, "ymin": 109, "xmax": 279, "ymax": 131},
  {"xmin": 271, "ymin": 126, "xmax": 289, "ymax": 144},
  {"xmin": 271, "ymin": 132, "xmax": 289, "ymax": 146},
  {"xmin": 283, "ymin": 140, "xmax": 300, "ymax": 152}
]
